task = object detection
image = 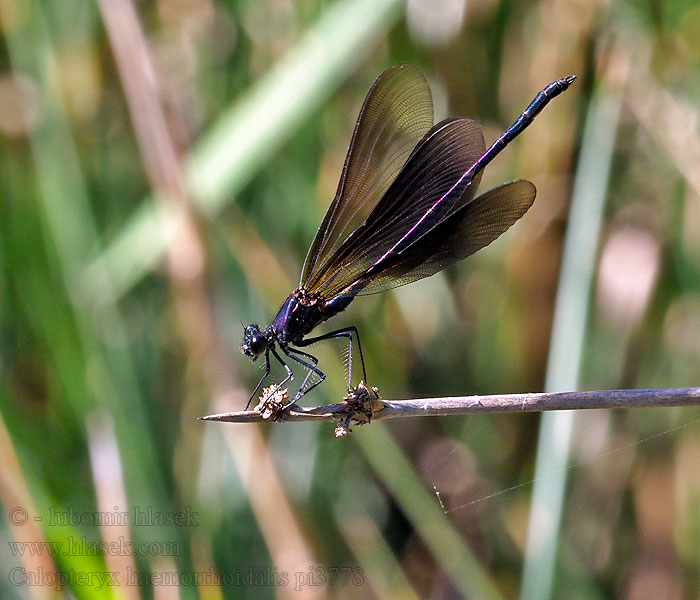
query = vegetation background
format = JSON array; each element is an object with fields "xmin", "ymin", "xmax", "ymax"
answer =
[{"xmin": 1, "ymin": 0, "xmax": 700, "ymax": 598}]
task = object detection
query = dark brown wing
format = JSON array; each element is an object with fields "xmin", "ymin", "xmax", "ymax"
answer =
[
  {"xmin": 352, "ymin": 180, "xmax": 537, "ymax": 295},
  {"xmin": 300, "ymin": 64, "xmax": 434, "ymax": 286},
  {"xmin": 305, "ymin": 117, "xmax": 487, "ymax": 298}
]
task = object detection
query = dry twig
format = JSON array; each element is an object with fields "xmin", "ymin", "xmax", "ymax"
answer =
[{"xmin": 199, "ymin": 386, "xmax": 700, "ymax": 434}]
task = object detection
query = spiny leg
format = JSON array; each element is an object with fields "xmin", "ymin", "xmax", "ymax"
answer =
[
  {"xmin": 285, "ymin": 347, "xmax": 319, "ymax": 395},
  {"xmin": 253, "ymin": 347, "xmax": 294, "ymax": 408},
  {"xmin": 245, "ymin": 350, "xmax": 271, "ymax": 410},
  {"xmin": 296, "ymin": 326, "xmax": 367, "ymax": 388},
  {"xmin": 282, "ymin": 346, "xmax": 326, "ymax": 407}
]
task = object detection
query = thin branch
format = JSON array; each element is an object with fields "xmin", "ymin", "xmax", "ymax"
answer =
[{"xmin": 199, "ymin": 387, "xmax": 700, "ymax": 426}]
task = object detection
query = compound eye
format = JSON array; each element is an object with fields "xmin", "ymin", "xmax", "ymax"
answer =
[
  {"xmin": 241, "ymin": 324, "xmax": 266, "ymax": 359},
  {"xmin": 249, "ymin": 335, "xmax": 266, "ymax": 355}
]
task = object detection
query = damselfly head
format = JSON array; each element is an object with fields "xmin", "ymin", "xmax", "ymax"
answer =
[{"xmin": 241, "ymin": 324, "xmax": 268, "ymax": 360}]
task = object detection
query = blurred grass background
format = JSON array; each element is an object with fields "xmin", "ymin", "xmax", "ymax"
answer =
[{"xmin": 2, "ymin": 0, "xmax": 700, "ymax": 598}]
